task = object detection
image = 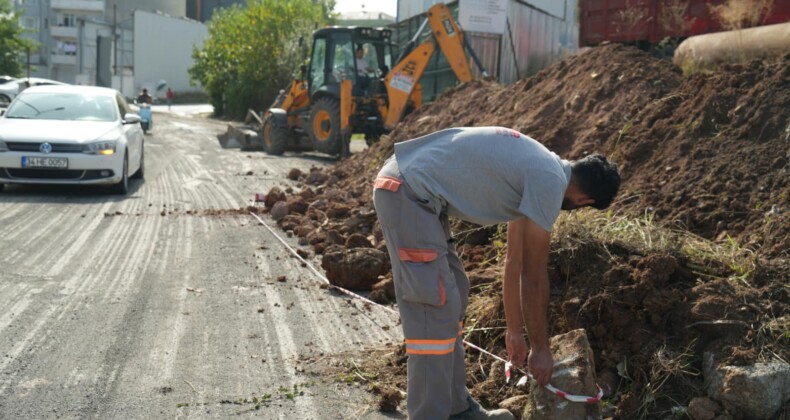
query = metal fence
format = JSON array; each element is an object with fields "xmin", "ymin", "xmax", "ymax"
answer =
[{"xmin": 391, "ymin": 0, "xmax": 579, "ymax": 102}]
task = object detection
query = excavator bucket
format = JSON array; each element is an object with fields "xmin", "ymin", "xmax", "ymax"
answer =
[{"xmin": 217, "ymin": 109, "xmax": 264, "ymax": 150}]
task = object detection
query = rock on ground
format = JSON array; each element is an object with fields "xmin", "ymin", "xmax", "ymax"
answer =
[
  {"xmin": 321, "ymin": 245, "xmax": 390, "ymax": 290},
  {"xmin": 687, "ymin": 397, "xmax": 721, "ymax": 420},
  {"xmin": 703, "ymin": 352, "xmax": 790, "ymax": 420},
  {"xmin": 265, "ymin": 186, "xmax": 287, "ymax": 208},
  {"xmin": 524, "ymin": 329, "xmax": 600, "ymax": 420},
  {"xmin": 270, "ymin": 201, "xmax": 289, "ymax": 221}
]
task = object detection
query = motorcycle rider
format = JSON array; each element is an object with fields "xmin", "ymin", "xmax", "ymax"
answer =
[{"xmin": 137, "ymin": 88, "xmax": 152, "ymax": 105}]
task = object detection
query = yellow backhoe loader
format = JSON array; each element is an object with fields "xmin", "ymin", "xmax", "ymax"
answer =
[{"xmin": 254, "ymin": 2, "xmax": 487, "ymax": 157}]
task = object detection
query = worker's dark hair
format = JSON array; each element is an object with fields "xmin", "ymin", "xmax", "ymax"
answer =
[{"xmin": 571, "ymin": 153, "xmax": 621, "ymax": 209}]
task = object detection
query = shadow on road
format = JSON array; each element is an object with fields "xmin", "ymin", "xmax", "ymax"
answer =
[{"xmin": 0, "ymin": 179, "xmax": 145, "ymax": 203}]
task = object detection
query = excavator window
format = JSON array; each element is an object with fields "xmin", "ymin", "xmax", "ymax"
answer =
[
  {"xmin": 309, "ymin": 37, "xmax": 327, "ymax": 95},
  {"xmin": 331, "ymin": 32, "xmax": 354, "ymax": 82}
]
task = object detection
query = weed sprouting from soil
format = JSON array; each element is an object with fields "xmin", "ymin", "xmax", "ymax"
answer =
[{"xmin": 710, "ymin": 0, "xmax": 774, "ymax": 31}]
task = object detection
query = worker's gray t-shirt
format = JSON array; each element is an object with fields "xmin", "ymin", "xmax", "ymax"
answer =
[{"xmin": 394, "ymin": 127, "xmax": 572, "ymax": 231}]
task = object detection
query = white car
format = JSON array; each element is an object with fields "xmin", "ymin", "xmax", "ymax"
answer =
[
  {"xmin": 0, "ymin": 85, "xmax": 144, "ymax": 194},
  {"xmin": 0, "ymin": 77, "xmax": 68, "ymax": 107},
  {"xmin": 0, "ymin": 81, "xmax": 17, "ymax": 107}
]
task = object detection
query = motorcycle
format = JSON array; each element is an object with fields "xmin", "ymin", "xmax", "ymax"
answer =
[{"xmin": 138, "ymin": 102, "xmax": 152, "ymax": 133}]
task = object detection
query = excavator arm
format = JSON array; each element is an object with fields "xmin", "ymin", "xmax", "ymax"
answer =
[{"xmin": 383, "ymin": 2, "xmax": 485, "ymax": 129}]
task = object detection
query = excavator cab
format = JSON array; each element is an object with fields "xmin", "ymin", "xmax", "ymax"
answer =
[
  {"xmin": 307, "ymin": 28, "xmax": 392, "ymax": 97},
  {"xmin": 304, "ymin": 27, "xmax": 393, "ymax": 154}
]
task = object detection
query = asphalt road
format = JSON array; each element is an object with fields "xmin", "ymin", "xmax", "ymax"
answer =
[{"xmin": 0, "ymin": 110, "xmax": 403, "ymax": 419}]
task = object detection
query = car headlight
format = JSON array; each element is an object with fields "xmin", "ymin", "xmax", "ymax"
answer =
[
  {"xmin": 0, "ymin": 140, "xmax": 7, "ymax": 152},
  {"xmin": 84, "ymin": 140, "xmax": 117, "ymax": 155}
]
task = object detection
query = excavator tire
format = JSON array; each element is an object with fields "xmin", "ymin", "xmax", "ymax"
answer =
[
  {"xmin": 308, "ymin": 97, "xmax": 342, "ymax": 155},
  {"xmin": 261, "ymin": 115, "xmax": 288, "ymax": 156}
]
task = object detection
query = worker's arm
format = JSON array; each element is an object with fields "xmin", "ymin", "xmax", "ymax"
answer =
[
  {"xmin": 521, "ymin": 217, "xmax": 553, "ymax": 385},
  {"xmin": 503, "ymin": 219, "xmax": 528, "ymax": 367}
]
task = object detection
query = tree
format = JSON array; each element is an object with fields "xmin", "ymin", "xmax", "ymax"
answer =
[
  {"xmin": 189, "ymin": 0, "xmax": 335, "ymax": 118},
  {"xmin": 0, "ymin": 0, "xmax": 36, "ymax": 76}
]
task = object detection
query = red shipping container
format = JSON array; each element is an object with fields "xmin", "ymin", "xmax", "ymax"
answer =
[{"xmin": 580, "ymin": 0, "xmax": 790, "ymax": 47}]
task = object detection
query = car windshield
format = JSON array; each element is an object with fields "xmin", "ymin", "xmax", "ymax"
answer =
[{"xmin": 4, "ymin": 92, "xmax": 116, "ymax": 122}]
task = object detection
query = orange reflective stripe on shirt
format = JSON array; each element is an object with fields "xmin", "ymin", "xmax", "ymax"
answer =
[
  {"xmin": 373, "ymin": 176, "xmax": 402, "ymax": 192},
  {"xmin": 398, "ymin": 248, "xmax": 437, "ymax": 262},
  {"xmin": 405, "ymin": 337, "xmax": 456, "ymax": 355}
]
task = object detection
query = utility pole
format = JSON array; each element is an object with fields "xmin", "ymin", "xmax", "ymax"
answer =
[
  {"xmin": 45, "ymin": 0, "xmax": 53, "ymax": 79},
  {"xmin": 113, "ymin": 4, "xmax": 117, "ymax": 76}
]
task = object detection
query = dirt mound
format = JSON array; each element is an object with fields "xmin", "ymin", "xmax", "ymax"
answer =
[
  {"xmin": 271, "ymin": 44, "xmax": 789, "ymax": 256},
  {"xmin": 261, "ymin": 44, "xmax": 790, "ymax": 418}
]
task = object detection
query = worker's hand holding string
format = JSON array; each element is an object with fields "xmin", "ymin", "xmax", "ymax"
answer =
[{"xmin": 528, "ymin": 347, "xmax": 554, "ymax": 385}]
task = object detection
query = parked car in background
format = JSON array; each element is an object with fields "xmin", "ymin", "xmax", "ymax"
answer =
[
  {"xmin": 0, "ymin": 85, "xmax": 144, "ymax": 194},
  {"xmin": 0, "ymin": 82, "xmax": 17, "ymax": 108},
  {"xmin": 0, "ymin": 77, "xmax": 68, "ymax": 108}
]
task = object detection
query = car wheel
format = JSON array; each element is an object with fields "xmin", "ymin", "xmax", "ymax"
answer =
[
  {"xmin": 0, "ymin": 94, "xmax": 10, "ymax": 107},
  {"xmin": 131, "ymin": 142, "xmax": 144, "ymax": 179},
  {"xmin": 0, "ymin": 184, "xmax": 4, "ymax": 192},
  {"xmin": 110, "ymin": 152, "xmax": 129, "ymax": 195}
]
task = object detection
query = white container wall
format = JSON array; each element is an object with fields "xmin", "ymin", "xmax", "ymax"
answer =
[
  {"xmin": 394, "ymin": 0, "xmax": 579, "ymax": 100},
  {"xmin": 133, "ymin": 10, "xmax": 208, "ymax": 97}
]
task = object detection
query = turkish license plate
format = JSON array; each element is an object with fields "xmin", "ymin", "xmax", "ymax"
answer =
[{"xmin": 21, "ymin": 156, "xmax": 68, "ymax": 168}]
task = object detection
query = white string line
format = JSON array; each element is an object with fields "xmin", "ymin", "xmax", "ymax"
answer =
[{"xmin": 250, "ymin": 212, "xmax": 603, "ymax": 403}]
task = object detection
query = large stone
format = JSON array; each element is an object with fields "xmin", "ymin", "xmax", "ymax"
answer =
[
  {"xmin": 265, "ymin": 186, "xmax": 287, "ymax": 208},
  {"xmin": 325, "ymin": 229, "xmax": 345, "ymax": 245},
  {"xmin": 277, "ymin": 215, "xmax": 303, "ymax": 231},
  {"xmin": 286, "ymin": 196, "xmax": 309, "ymax": 215},
  {"xmin": 703, "ymin": 352, "xmax": 790, "ymax": 419},
  {"xmin": 270, "ymin": 201, "xmax": 289, "ymax": 221},
  {"xmin": 345, "ymin": 233, "xmax": 372, "ymax": 249},
  {"xmin": 287, "ymin": 168, "xmax": 302, "ymax": 180},
  {"xmin": 321, "ymin": 245, "xmax": 390, "ymax": 290},
  {"xmin": 688, "ymin": 397, "xmax": 720, "ymax": 420},
  {"xmin": 525, "ymin": 329, "xmax": 601, "ymax": 420},
  {"xmin": 307, "ymin": 169, "xmax": 329, "ymax": 185}
]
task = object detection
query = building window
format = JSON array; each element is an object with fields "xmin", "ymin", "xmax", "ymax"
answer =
[
  {"xmin": 55, "ymin": 41, "xmax": 78, "ymax": 56},
  {"xmin": 58, "ymin": 13, "xmax": 77, "ymax": 27},
  {"xmin": 22, "ymin": 17, "xmax": 39, "ymax": 29}
]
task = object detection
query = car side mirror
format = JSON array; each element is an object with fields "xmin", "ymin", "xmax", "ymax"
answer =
[{"xmin": 124, "ymin": 113, "xmax": 141, "ymax": 124}]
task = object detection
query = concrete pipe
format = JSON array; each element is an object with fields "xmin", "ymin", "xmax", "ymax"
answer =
[{"xmin": 673, "ymin": 21, "xmax": 790, "ymax": 70}]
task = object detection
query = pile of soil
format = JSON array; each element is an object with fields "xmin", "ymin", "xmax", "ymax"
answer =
[{"xmin": 261, "ymin": 44, "xmax": 789, "ymax": 418}]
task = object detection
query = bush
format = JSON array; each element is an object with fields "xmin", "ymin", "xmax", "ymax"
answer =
[{"xmin": 189, "ymin": 0, "xmax": 333, "ymax": 119}]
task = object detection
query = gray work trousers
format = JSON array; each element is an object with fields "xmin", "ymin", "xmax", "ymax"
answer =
[{"xmin": 372, "ymin": 157, "xmax": 471, "ymax": 419}]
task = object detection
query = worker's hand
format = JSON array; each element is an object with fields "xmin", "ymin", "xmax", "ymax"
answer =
[
  {"xmin": 528, "ymin": 347, "xmax": 554, "ymax": 385},
  {"xmin": 505, "ymin": 330, "xmax": 528, "ymax": 368}
]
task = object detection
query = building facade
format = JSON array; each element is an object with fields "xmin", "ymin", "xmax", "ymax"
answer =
[{"xmin": 13, "ymin": 0, "xmax": 203, "ymax": 98}]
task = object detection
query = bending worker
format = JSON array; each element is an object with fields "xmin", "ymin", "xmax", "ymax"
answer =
[{"xmin": 372, "ymin": 127, "xmax": 621, "ymax": 419}]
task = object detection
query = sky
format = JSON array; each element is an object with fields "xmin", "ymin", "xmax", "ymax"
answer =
[{"xmin": 333, "ymin": 0, "xmax": 398, "ymax": 17}]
